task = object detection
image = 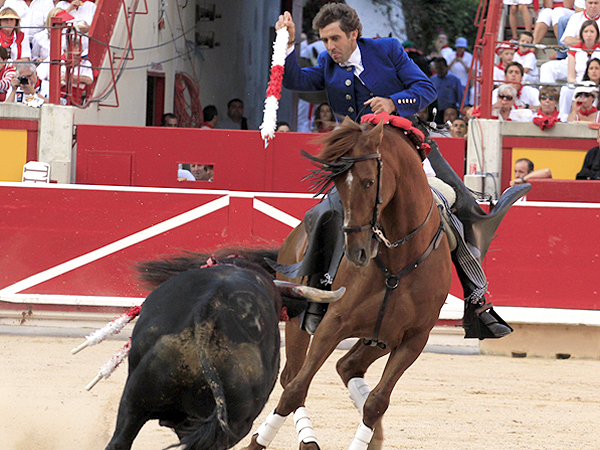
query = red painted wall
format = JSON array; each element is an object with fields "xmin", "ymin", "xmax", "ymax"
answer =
[
  {"xmin": 76, "ymin": 126, "xmax": 466, "ymax": 192},
  {"xmin": 1, "ymin": 184, "xmax": 598, "ymax": 312}
]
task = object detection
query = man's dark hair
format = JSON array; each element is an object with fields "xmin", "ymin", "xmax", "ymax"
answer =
[
  {"xmin": 433, "ymin": 57, "xmax": 448, "ymax": 68},
  {"xmin": 519, "ymin": 30, "xmax": 534, "ymax": 40},
  {"xmin": 516, "ymin": 158, "xmax": 534, "ymax": 173},
  {"xmin": 161, "ymin": 113, "xmax": 177, "ymax": 126},
  {"xmin": 312, "ymin": 3, "xmax": 362, "ymax": 39},
  {"xmin": 505, "ymin": 61, "xmax": 524, "ymax": 76},
  {"xmin": 227, "ymin": 98, "xmax": 243, "ymax": 108},
  {"xmin": 0, "ymin": 46, "xmax": 8, "ymax": 61},
  {"xmin": 203, "ymin": 105, "xmax": 218, "ymax": 122}
]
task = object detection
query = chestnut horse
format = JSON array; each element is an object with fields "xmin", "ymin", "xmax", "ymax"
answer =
[{"xmin": 242, "ymin": 115, "xmax": 453, "ymax": 450}]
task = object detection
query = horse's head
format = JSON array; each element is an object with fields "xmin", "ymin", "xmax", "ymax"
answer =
[{"xmin": 307, "ymin": 117, "xmax": 390, "ymax": 267}]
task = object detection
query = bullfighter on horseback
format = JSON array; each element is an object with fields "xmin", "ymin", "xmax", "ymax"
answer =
[{"xmin": 276, "ymin": 3, "xmax": 529, "ymax": 339}]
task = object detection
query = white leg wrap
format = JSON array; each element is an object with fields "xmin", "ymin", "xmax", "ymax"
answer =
[
  {"xmin": 294, "ymin": 406, "xmax": 318, "ymax": 445},
  {"xmin": 255, "ymin": 409, "xmax": 288, "ymax": 448},
  {"xmin": 347, "ymin": 422, "xmax": 374, "ymax": 450},
  {"xmin": 347, "ymin": 377, "xmax": 371, "ymax": 414}
]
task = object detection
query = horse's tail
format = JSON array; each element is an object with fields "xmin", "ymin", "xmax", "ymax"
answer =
[{"xmin": 136, "ymin": 247, "xmax": 280, "ymax": 288}]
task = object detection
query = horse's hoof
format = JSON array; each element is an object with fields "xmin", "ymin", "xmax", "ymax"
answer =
[
  {"xmin": 300, "ymin": 441, "xmax": 321, "ymax": 450},
  {"xmin": 367, "ymin": 438, "xmax": 384, "ymax": 450},
  {"xmin": 238, "ymin": 433, "xmax": 266, "ymax": 450}
]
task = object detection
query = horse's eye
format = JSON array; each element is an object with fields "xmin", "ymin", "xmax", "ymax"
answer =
[{"xmin": 364, "ymin": 180, "xmax": 375, "ymax": 189}]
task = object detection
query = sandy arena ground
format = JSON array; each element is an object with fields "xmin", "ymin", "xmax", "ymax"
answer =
[{"xmin": 1, "ymin": 331, "xmax": 599, "ymax": 450}]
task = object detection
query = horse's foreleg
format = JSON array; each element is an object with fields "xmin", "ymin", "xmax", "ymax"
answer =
[
  {"xmin": 336, "ymin": 342, "xmax": 389, "ymax": 450},
  {"xmin": 280, "ymin": 317, "xmax": 311, "ymax": 388},
  {"xmin": 353, "ymin": 330, "xmax": 430, "ymax": 450},
  {"xmin": 276, "ymin": 318, "xmax": 344, "ymax": 418}
]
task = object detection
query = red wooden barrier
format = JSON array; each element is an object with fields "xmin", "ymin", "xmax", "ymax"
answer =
[{"xmin": 75, "ymin": 126, "xmax": 466, "ymax": 192}]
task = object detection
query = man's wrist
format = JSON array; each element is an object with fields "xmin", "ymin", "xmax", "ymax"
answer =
[{"xmin": 521, "ymin": 176, "xmax": 527, "ymax": 183}]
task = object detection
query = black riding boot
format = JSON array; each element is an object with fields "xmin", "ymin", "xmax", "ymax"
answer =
[
  {"xmin": 453, "ymin": 253, "xmax": 513, "ymax": 339},
  {"xmin": 426, "ymin": 141, "xmax": 527, "ymax": 339}
]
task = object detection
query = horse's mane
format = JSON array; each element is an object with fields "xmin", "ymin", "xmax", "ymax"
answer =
[
  {"xmin": 136, "ymin": 247, "xmax": 280, "ymax": 289},
  {"xmin": 315, "ymin": 118, "xmax": 369, "ymax": 163}
]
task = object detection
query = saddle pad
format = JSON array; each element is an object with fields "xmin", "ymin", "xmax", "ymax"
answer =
[{"xmin": 428, "ymin": 177, "xmax": 457, "ymax": 252}]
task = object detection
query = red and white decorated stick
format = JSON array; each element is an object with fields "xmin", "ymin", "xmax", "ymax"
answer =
[
  {"xmin": 86, "ymin": 339, "xmax": 131, "ymax": 391},
  {"xmin": 71, "ymin": 305, "xmax": 142, "ymax": 355},
  {"xmin": 260, "ymin": 27, "xmax": 289, "ymax": 146}
]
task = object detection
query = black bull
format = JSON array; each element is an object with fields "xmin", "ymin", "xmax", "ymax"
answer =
[{"xmin": 105, "ymin": 253, "xmax": 284, "ymax": 450}]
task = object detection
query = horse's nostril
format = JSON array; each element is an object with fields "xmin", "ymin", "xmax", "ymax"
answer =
[{"xmin": 358, "ymin": 248, "xmax": 367, "ymax": 265}]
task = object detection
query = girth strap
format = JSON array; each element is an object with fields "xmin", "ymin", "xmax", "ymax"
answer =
[{"xmin": 363, "ymin": 208, "xmax": 445, "ymax": 349}]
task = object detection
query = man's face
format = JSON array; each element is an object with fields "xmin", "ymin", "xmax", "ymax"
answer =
[
  {"xmin": 319, "ymin": 21, "xmax": 358, "ymax": 64},
  {"xmin": 18, "ymin": 67, "xmax": 37, "ymax": 90},
  {"xmin": 587, "ymin": 0, "xmax": 600, "ymax": 18},
  {"xmin": 164, "ymin": 117, "xmax": 177, "ymax": 127},
  {"xmin": 190, "ymin": 164, "xmax": 212, "ymax": 181},
  {"xmin": 505, "ymin": 66, "xmax": 523, "ymax": 83},
  {"xmin": 443, "ymin": 108, "xmax": 458, "ymax": 123},
  {"xmin": 514, "ymin": 161, "xmax": 530, "ymax": 179},
  {"xmin": 450, "ymin": 119, "xmax": 467, "ymax": 138},
  {"xmin": 228, "ymin": 101, "xmax": 243, "ymax": 121}
]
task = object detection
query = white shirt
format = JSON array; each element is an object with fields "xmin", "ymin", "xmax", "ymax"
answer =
[
  {"xmin": 339, "ymin": 45, "xmax": 364, "ymax": 78},
  {"xmin": 31, "ymin": 30, "xmax": 50, "ymax": 62},
  {"xmin": 562, "ymin": 11, "xmax": 600, "ymax": 45},
  {"xmin": 444, "ymin": 49, "xmax": 473, "ymax": 87},
  {"xmin": 4, "ymin": 0, "xmax": 54, "ymax": 44},
  {"xmin": 55, "ymin": 1, "xmax": 97, "ymax": 55}
]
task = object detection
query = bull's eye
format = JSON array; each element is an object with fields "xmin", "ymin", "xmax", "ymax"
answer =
[{"xmin": 364, "ymin": 179, "xmax": 375, "ymax": 189}]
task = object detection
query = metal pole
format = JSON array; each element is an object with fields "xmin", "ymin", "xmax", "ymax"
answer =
[{"xmin": 49, "ymin": 17, "xmax": 65, "ymax": 105}]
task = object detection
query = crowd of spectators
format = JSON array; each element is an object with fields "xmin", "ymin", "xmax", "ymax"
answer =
[{"xmin": 0, "ymin": 0, "xmax": 96, "ymax": 107}]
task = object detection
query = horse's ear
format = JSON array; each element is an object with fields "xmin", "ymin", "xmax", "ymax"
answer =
[
  {"xmin": 341, "ymin": 116, "xmax": 355, "ymax": 127},
  {"xmin": 366, "ymin": 117, "xmax": 385, "ymax": 152}
]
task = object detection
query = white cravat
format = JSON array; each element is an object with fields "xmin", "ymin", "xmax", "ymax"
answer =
[{"xmin": 339, "ymin": 45, "xmax": 364, "ymax": 77}]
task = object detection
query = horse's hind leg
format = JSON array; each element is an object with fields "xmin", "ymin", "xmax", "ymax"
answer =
[{"xmin": 336, "ymin": 342, "xmax": 389, "ymax": 450}]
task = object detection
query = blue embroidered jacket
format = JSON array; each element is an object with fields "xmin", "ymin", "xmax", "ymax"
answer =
[{"xmin": 283, "ymin": 37, "xmax": 437, "ymax": 121}]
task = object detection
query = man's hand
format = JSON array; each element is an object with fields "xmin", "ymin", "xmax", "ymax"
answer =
[
  {"xmin": 364, "ymin": 97, "xmax": 395, "ymax": 114},
  {"xmin": 276, "ymin": 11, "xmax": 295, "ymax": 46},
  {"xmin": 67, "ymin": 0, "xmax": 82, "ymax": 12}
]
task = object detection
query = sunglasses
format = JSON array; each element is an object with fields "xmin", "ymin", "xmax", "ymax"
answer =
[
  {"xmin": 498, "ymin": 94, "xmax": 514, "ymax": 101},
  {"xmin": 540, "ymin": 95, "xmax": 557, "ymax": 101},
  {"xmin": 575, "ymin": 92, "xmax": 595, "ymax": 98}
]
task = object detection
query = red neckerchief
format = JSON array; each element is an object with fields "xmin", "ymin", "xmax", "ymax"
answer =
[
  {"xmin": 580, "ymin": 106, "xmax": 598, "ymax": 116},
  {"xmin": 517, "ymin": 49, "xmax": 532, "ymax": 56},
  {"xmin": 515, "ymin": 84, "xmax": 523, "ymax": 98},
  {"xmin": 584, "ymin": 10, "xmax": 600, "ymax": 21},
  {"xmin": 0, "ymin": 30, "xmax": 24, "ymax": 59},
  {"xmin": 0, "ymin": 29, "xmax": 14, "ymax": 48},
  {"xmin": 533, "ymin": 108, "xmax": 560, "ymax": 130},
  {"xmin": 496, "ymin": 62, "xmax": 505, "ymax": 71},
  {"xmin": 201, "ymin": 122, "xmax": 214, "ymax": 128},
  {"xmin": 456, "ymin": 50, "xmax": 464, "ymax": 58},
  {"xmin": 537, "ymin": 109, "xmax": 559, "ymax": 120}
]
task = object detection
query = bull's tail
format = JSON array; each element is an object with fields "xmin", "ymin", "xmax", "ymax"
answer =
[{"xmin": 172, "ymin": 321, "xmax": 238, "ymax": 450}]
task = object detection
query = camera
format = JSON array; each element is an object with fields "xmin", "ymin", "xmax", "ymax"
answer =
[{"xmin": 18, "ymin": 76, "xmax": 29, "ymax": 86}]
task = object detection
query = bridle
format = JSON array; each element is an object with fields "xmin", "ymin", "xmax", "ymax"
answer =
[{"xmin": 339, "ymin": 152, "xmax": 435, "ymax": 251}]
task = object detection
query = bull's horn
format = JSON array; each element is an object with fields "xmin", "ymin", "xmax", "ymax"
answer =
[{"xmin": 273, "ymin": 280, "xmax": 345, "ymax": 303}]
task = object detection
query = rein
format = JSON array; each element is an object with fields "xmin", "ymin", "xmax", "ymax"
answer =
[{"xmin": 364, "ymin": 203, "xmax": 445, "ymax": 349}]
